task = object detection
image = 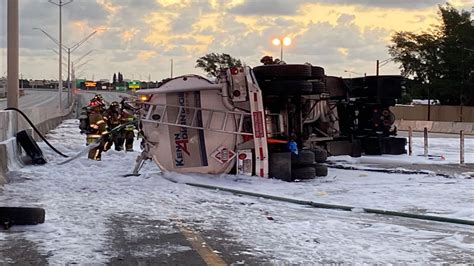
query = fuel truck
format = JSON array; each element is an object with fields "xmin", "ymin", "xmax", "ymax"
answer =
[{"xmin": 134, "ymin": 63, "xmax": 406, "ymax": 181}]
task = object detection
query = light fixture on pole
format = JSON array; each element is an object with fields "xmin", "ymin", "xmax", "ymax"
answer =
[
  {"xmin": 34, "ymin": 27, "xmax": 98, "ymax": 106},
  {"xmin": 48, "ymin": 0, "xmax": 73, "ymax": 111},
  {"xmin": 74, "ymin": 49, "xmax": 96, "ymax": 66},
  {"xmin": 272, "ymin": 36, "xmax": 291, "ymax": 61},
  {"xmin": 74, "ymin": 59, "xmax": 93, "ymax": 73},
  {"xmin": 344, "ymin": 70, "xmax": 366, "ymax": 78}
]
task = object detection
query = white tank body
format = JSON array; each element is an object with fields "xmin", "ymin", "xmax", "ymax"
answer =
[{"xmin": 141, "ymin": 75, "xmax": 238, "ymax": 174}]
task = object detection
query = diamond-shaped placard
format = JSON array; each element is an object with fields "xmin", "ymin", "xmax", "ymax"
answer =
[{"xmin": 211, "ymin": 146, "xmax": 236, "ymax": 164}]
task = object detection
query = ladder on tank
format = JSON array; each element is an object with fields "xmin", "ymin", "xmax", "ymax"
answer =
[{"xmin": 141, "ymin": 102, "xmax": 254, "ymax": 136}]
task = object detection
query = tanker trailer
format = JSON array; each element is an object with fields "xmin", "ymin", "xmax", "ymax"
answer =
[
  {"xmin": 135, "ymin": 66, "xmax": 328, "ymax": 181},
  {"xmin": 136, "ymin": 68, "xmax": 271, "ymax": 178}
]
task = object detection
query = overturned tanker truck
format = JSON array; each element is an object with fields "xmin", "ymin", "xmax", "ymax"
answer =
[{"xmin": 134, "ymin": 63, "xmax": 406, "ymax": 181}]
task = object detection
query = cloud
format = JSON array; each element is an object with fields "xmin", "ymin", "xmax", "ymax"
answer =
[
  {"xmin": 318, "ymin": 0, "xmax": 445, "ymax": 9},
  {"xmin": 229, "ymin": 0, "xmax": 446, "ymax": 17},
  {"xmin": 229, "ymin": 0, "xmax": 306, "ymax": 15},
  {"xmin": 2, "ymin": 0, "xmax": 467, "ymax": 81}
]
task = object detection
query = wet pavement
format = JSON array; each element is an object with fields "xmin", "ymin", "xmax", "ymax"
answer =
[{"xmin": 0, "ymin": 210, "xmax": 268, "ymax": 265}]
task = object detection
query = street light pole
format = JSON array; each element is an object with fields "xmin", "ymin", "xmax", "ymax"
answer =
[
  {"xmin": 170, "ymin": 59, "xmax": 173, "ymax": 78},
  {"xmin": 7, "ymin": 0, "xmax": 19, "ymax": 110},
  {"xmin": 48, "ymin": 0, "xmax": 73, "ymax": 111},
  {"xmin": 272, "ymin": 37, "xmax": 291, "ymax": 61},
  {"xmin": 279, "ymin": 43, "xmax": 283, "ymax": 61}
]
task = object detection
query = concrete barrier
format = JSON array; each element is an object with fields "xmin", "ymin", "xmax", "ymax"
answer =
[
  {"xmin": 397, "ymin": 120, "xmax": 417, "ymax": 131},
  {"xmin": 397, "ymin": 120, "xmax": 474, "ymax": 135},
  {"xmin": 0, "ymin": 100, "xmax": 76, "ymax": 185},
  {"xmin": 0, "ymin": 137, "xmax": 23, "ymax": 185},
  {"xmin": 431, "ymin": 121, "xmax": 455, "ymax": 134},
  {"xmin": 415, "ymin": 121, "xmax": 433, "ymax": 131},
  {"xmin": 392, "ymin": 105, "xmax": 474, "ymax": 122}
]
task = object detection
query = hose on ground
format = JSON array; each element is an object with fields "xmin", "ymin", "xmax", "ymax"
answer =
[
  {"xmin": 326, "ymin": 162, "xmax": 452, "ymax": 178},
  {"xmin": 163, "ymin": 176, "xmax": 474, "ymax": 227},
  {"xmin": 4, "ymin": 107, "xmax": 69, "ymax": 158}
]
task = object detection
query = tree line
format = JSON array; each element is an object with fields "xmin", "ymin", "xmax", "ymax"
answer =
[{"xmin": 389, "ymin": 3, "xmax": 474, "ymax": 105}]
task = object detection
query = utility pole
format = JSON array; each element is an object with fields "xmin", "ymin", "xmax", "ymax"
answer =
[
  {"xmin": 148, "ymin": 73, "xmax": 150, "ymax": 89},
  {"xmin": 7, "ymin": 0, "xmax": 19, "ymax": 109},
  {"xmin": 48, "ymin": 0, "xmax": 73, "ymax": 111},
  {"xmin": 376, "ymin": 60, "xmax": 379, "ymax": 76},
  {"xmin": 170, "ymin": 59, "xmax": 174, "ymax": 78}
]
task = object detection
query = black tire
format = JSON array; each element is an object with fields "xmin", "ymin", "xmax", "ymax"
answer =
[
  {"xmin": 16, "ymin": 130, "xmax": 46, "ymax": 165},
  {"xmin": 363, "ymin": 137, "xmax": 382, "ymax": 155},
  {"xmin": 351, "ymin": 140, "xmax": 362, "ymax": 157},
  {"xmin": 253, "ymin": 64, "xmax": 312, "ymax": 80},
  {"xmin": 291, "ymin": 166, "xmax": 316, "ymax": 180},
  {"xmin": 312, "ymin": 81, "xmax": 328, "ymax": 94},
  {"xmin": 269, "ymin": 152, "xmax": 292, "ymax": 181},
  {"xmin": 311, "ymin": 66, "xmax": 325, "ymax": 79},
  {"xmin": 0, "ymin": 207, "xmax": 45, "ymax": 228},
  {"xmin": 382, "ymin": 137, "xmax": 407, "ymax": 155},
  {"xmin": 312, "ymin": 148, "xmax": 327, "ymax": 163},
  {"xmin": 291, "ymin": 150, "xmax": 315, "ymax": 165},
  {"xmin": 258, "ymin": 80, "xmax": 313, "ymax": 95},
  {"xmin": 315, "ymin": 164, "xmax": 328, "ymax": 177}
]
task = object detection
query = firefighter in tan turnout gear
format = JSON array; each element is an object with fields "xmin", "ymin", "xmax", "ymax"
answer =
[
  {"xmin": 79, "ymin": 95, "xmax": 108, "ymax": 160},
  {"xmin": 104, "ymin": 101, "xmax": 123, "ymax": 151},
  {"xmin": 122, "ymin": 107, "xmax": 136, "ymax": 152},
  {"xmin": 104, "ymin": 99, "xmax": 136, "ymax": 152}
]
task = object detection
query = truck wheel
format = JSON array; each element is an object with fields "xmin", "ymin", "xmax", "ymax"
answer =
[
  {"xmin": 269, "ymin": 152, "xmax": 292, "ymax": 181},
  {"xmin": 312, "ymin": 81, "xmax": 328, "ymax": 94},
  {"xmin": 311, "ymin": 148, "xmax": 327, "ymax": 163},
  {"xmin": 0, "ymin": 207, "xmax": 45, "ymax": 228},
  {"xmin": 253, "ymin": 64, "xmax": 312, "ymax": 80},
  {"xmin": 315, "ymin": 164, "xmax": 328, "ymax": 177},
  {"xmin": 258, "ymin": 80, "xmax": 313, "ymax": 95},
  {"xmin": 311, "ymin": 66, "xmax": 325, "ymax": 79},
  {"xmin": 291, "ymin": 150, "xmax": 315, "ymax": 165},
  {"xmin": 382, "ymin": 137, "xmax": 407, "ymax": 155},
  {"xmin": 351, "ymin": 140, "xmax": 362, "ymax": 157},
  {"xmin": 291, "ymin": 166, "xmax": 316, "ymax": 180},
  {"xmin": 363, "ymin": 137, "xmax": 382, "ymax": 155}
]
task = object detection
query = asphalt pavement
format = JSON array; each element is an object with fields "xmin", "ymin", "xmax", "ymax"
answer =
[{"xmin": 0, "ymin": 88, "xmax": 68, "ymax": 110}]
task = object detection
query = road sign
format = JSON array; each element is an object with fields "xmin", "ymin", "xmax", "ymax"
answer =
[{"xmin": 128, "ymin": 80, "xmax": 141, "ymax": 89}]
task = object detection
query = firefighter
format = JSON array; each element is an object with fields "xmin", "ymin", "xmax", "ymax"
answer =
[
  {"xmin": 121, "ymin": 107, "xmax": 136, "ymax": 152},
  {"xmin": 82, "ymin": 97, "xmax": 108, "ymax": 160},
  {"xmin": 104, "ymin": 101, "xmax": 125, "ymax": 151}
]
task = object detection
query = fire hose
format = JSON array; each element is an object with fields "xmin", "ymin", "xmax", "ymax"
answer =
[
  {"xmin": 163, "ymin": 176, "xmax": 474, "ymax": 227},
  {"xmin": 4, "ymin": 107, "xmax": 69, "ymax": 158}
]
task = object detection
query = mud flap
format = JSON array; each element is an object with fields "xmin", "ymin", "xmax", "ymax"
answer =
[{"xmin": 16, "ymin": 130, "xmax": 47, "ymax": 165}]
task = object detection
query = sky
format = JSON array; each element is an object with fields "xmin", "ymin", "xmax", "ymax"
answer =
[{"xmin": 0, "ymin": 0, "xmax": 472, "ymax": 81}]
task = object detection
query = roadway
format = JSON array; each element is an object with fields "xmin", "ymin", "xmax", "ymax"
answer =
[
  {"xmin": 77, "ymin": 89, "xmax": 130, "ymax": 105},
  {"xmin": 0, "ymin": 89, "xmax": 61, "ymax": 110},
  {"xmin": 0, "ymin": 88, "xmax": 128, "ymax": 111}
]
